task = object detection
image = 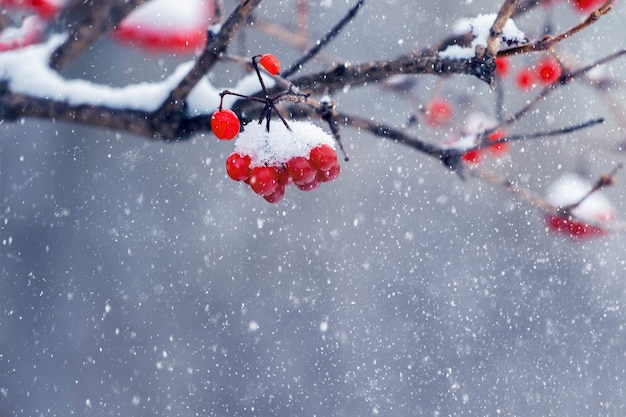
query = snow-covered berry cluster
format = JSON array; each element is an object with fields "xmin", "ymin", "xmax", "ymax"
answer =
[
  {"xmin": 441, "ymin": 112, "xmax": 509, "ymax": 165},
  {"xmin": 544, "ymin": 174, "xmax": 615, "ymax": 239},
  {"xmin": 224, "ymin": 122, "xmax": 339, "ymax": 203},
  {"xmin": 210, "ymin": 53, "xmax": 340, "ymax": 203}
]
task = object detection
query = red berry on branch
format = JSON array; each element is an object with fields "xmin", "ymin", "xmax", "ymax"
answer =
[
  {"xmin": 461, "ymin": 149, "xmax": 481, "ymax": 164},
  {"xmin": 211, "ymin": 109, "xmax": 240, "ymax": 140},
  {"xmin": 296, "ymin": 177, "xmax": 321, "ymax": 192},
  {"xmin": 515, "ymin": 67, "xmax": 534, "ymax": 91},
  {"xmin": 424, "ymin": 98, "xmax": 453, "ymax": 127},
  {"xmin": 259, "ymin": 54, "xmax": 281, "ymax": 75},
  {"xmin": 317, "ymin": 161, "xmax": 341, "ymax": 182},
  {"xmin": 309, "ymin": 145, "xmax": 338, "ymax": 172},
  {"xmin": 536, "ymin": 57, "xmax": 562, "ymax": 85},
  {"xmin": 545, "ymin": 215, "xmax": 606, "ymax": 239},
  {"xmin": 488, "ymin": 129, "xmax": 509, "ymax": 155},
  {"xmin": 495, "ymin": 57, "xmax": 510, "ymax": 77},
  {"xmin": 263, "ymin": 184, "xmax": 286, "ymax": 203},
  {"xmin": 225, "ymin": 152, "xmax": 251, "ymax": 181},
  {"xmin": 286, "ymin": 156, "xmax": 316, "ymax": 185},
  {"xmin": 571, "ymin": 0, "xmax": 605, "ymax": 12},
  {"xmin": 248, "ymin": 166, "xmax": 279, "ymax": 196}
]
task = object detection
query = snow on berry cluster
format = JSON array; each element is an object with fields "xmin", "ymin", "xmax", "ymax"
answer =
[
  {"xmin": 544, "ymin": 174, "xmax": 615, "ymax": 239},
  {"xmin": 223, "ymin": 121, "xmax": 340, "ymax": 203},
  {"xmin": 441, "ymin": 112, "xmax": 509, "ymax": 164}
]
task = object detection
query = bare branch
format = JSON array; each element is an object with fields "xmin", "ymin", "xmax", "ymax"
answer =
[
  {"xmin": 151, "ymin": 0, "xmax": 261, "ymax": 138},
  {"xmin": 500, "ymin": 0, "xmax": 615, "ymax": 56},
  {"xmin": 281, "ymin": 0, "xmax": 365, "ymax": 79},
  {"xmin": 49, "ymin": 0, "xmax": 146, "ymax": 71},
  {"xmin": 485, "ymin": 0, "xmax": 520, "ymax": 58}
]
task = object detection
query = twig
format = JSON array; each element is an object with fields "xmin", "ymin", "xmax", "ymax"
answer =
[
  {"xmin": 49, "ymin": 0, "xmax": 146, "ymax": 71},
  {"xmin": 281, "ymin": 0, "xmax": 365, "ymax": 79},
  {"xmin": 485, "ymin": 0, "xmax": 520, "ymax": 58},
  {"xmin": 500, "ymin": 0, "xmax": 615, "ymax": 57},
  {"xmin": 478, "ymin": 118, "xmax": 604, "ymax": 149},
  {"xmin": 151, "ymin": 0, "xmax": 262, "ymax": 137},
  {"xmin": 561, "ymin": 163, "xmax": 623, "ymax": 215}
]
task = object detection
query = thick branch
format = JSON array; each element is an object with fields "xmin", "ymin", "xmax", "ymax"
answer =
[
  {"xmin": 0, "ymin": 85, "xmax": 155, "ymax": 138},
  {"xmin": 485, "ymin": 0, "xmax": 520, "ymax": 58}
]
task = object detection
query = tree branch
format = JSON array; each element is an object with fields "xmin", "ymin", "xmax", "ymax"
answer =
[
  {"xmin": 49, "ymin": 0, "xmax": 146, "ymax": 71},
  {"xmin": 151, "ymin": 0, "xmax": 262, "ymax": 138}
]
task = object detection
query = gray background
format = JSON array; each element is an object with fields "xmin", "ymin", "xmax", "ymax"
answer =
[{"xmin": 2, "ymin": 1, "xmax": 626, "ymax": 416}]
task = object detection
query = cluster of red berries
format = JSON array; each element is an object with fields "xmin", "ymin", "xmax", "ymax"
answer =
[
  {"xmin": 460, "ymin": 129, "xmax": 508, "ymax": 164},
  {"xmin": 495, "ymin": 56, "xmax": 563, "ymax": 91},
  {"xmin": 210, "ymin": 54, "xmax": 340, "ymax": 203},
  {"xmin": 544, "ymin": 174, "xmax": 615, "ymax": 240},
  {"xmin": 225, "ymin": 140, "xmax": 340, "ymax": 203}
]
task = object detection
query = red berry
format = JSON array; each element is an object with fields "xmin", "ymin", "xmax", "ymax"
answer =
[
  {"xmin": 495, "ymin": 57, "xmax": 510, "ymax": 77},
  {"xmin": 309, "ymin": 145, "xmax": 338, "ymax": 172},
  {"xmin": 296, "ymin": 177, "xmax": 321, "ymax": 192},
  {"xmin": 545, "ymin": 214, "xmax": 606, "ymax": 239},
  {"xmin": 259, "ymin": 54, "xmax": 281, "ymax": 75},
  {"xmin": 536, "ymin": 57, "xmax": 562, "ymax": 85},
  {"xmin": 317, "ymin": 161, "xmax": 341, "ymax": 182},
  {"xmin": 571, "ymin": 0, "xmax": 604, "ymax": 12},
  {"xmin": 424, "ymin": 98, "xmax": 453, "ymax": 127},
  {"xmin": 488, "ymin": 129, "xmax": 509, "ymax": 155},
  {"xmin": 263, "ymin": 184, "xmax": 285, "ymax": 203},
  {"xmin": 225, "ymin": 152, "xmax": 251, "ymax": 181},
  {"xmin": 515, "ymin": 67, "xmax": 534, "ymax": 91},
  {"xmin": 248, "ymin": 166, "xmax": 279, "ymax": 196},
  {"xmin": 286, "ymin": 156, "xmax": 316, "ymax": 185},
  {"xmin": 211, "ymin": 109, "xmax": 240, "ymax": 140},
  {"xmin": 461, "ymin": 149, "xmax": 481, "ymax": 164}
]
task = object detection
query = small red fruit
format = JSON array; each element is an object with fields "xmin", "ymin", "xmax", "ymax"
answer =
[
  {"xmin": 225, "ymin": 153, "xmax": 251, "ymax": 181},
  {"xmin": 495, "ymin": 57, "xmax": 510, "ymax": 77},
  {"xmin": 488, "ymin": 129, "xmax": 509, "ymax": 155},
  {"xmin": 424, "ymin": 98, "xmax": 453, "ymax": 127},
  {"xmin": 515, "ymin": 68, "xmax": 534, "ymax": 91},
  {"xmin": 536, "ymin": 57, "xmax": 562, "ymax": 86},
  {"xmin": 461, "ymin": 149, "xmax": 481, "ymax": 164},
  {"xmin": 317, "ymin": 161, "xmax": 341, "ymax": 182},
  {"xmin": 263, "ymin": 184, "xmax": 286, "ymax": 203},
  {"xmin": 286, "ymin": 156, "xmax": 316, "ymax": 185},
  {"xmin": 571, "ymin": 0, "xmax": 605, "ymax": 12},
  {"xmin": 545, "ymin": 215, "xmax": 606, "ymax": 239},
  {"xmin": 211, "ymin": 109, "xmax": 240, "ymax": 140},
  {"xmin": 296, "ymin": 177, "xmax": 321, "ymax": 192},
  {"xmin": 309, "ymin": 145, "xmax": 338, "ymax": 172},
  {"xmin": 259, "ymin": 54, "xmax": 281, "ymax": 75},
  {"xmin": 248, "ymin": 166, "xmax": 279, "ymax": 196}
]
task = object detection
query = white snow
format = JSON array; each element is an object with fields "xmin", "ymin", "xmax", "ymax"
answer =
[
  {"xmin": 0, "ymin": 15, "xmax": 43, "ymax": 44},
  {"xmin": 234, "ymin": 120, "xmax": 335, "ymax": 167},
  {"xmin": 120, "ymin": 0, "xmax": 212, "ymax": 30},
  {"xmin": 546, "ymin": 174, "xmax": 615, "ymax": 222},
  {"xmin": 438, "ymin": 13, "xmax": 526, "ymax": 59},
  {"xmin": 441, "ymin": 112, "xmax": 498, "ymax": 151},
  {"xmin": 0, "ymin": 34, "xmax": 274, "ymax": 115}
]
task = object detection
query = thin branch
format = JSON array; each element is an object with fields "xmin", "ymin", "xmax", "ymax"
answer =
[
  {"xmin": 561, "ymin": 163, "xmax": 623, "ymax": 215},
  {"xmin": 49, "ymin": 0, "xmax": 146, "ymax": 71},
  {"xmin": 281, "ymin": 0, "xmax": 365, "ymax": 79},
  {"xmin": 151, "ymin": 0, "xmax": 261, "ymax": 137},
  {"xmin": 500, "ymin": 0, "xmax": 615, "ymax": 56},
  {"xmin": 479, "ymin": 118, "xmax": 604, "ymax": 150}
]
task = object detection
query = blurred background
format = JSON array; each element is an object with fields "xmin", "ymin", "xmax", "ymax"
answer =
[{"xmin": 2, "ymin": 1, "xmax": 626, "ymax": 416}]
